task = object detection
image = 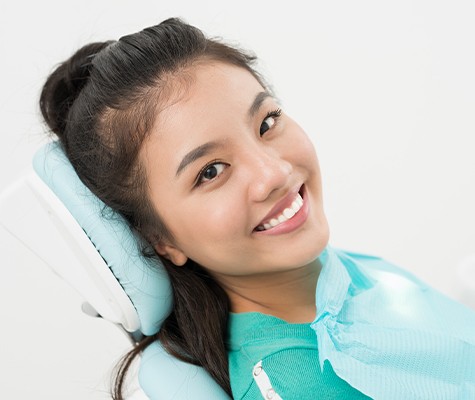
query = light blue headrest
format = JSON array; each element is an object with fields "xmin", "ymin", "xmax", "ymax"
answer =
[{"xmin": 33, "ymin": 141, "xmax": 172, "ymax": 335}]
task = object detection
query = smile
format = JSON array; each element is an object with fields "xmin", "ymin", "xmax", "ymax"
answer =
[{"xmin": 255, "ymin": 190, "xmax": 305, "ymax": 232}]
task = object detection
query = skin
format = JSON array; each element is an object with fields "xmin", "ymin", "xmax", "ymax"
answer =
[{"xmin": 142, "ymin": 62, "xmax": 330, "ymax": 323}]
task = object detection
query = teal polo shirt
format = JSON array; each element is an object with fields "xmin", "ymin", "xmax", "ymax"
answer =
[{"xmin": 227, "ymin": 312, "xmax": 371, "ymax": 400}]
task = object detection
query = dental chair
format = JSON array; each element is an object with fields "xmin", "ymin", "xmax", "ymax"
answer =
[{"xmin": 0, "ymin": 141, "xmax": 231, "ymax": 400}]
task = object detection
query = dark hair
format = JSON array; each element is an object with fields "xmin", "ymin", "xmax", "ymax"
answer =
[{"xmin": 40, "ymin": 18, "xmax": 267, "ymax": 399}]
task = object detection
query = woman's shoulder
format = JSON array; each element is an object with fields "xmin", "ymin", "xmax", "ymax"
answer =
[
  {"xmin": 227, "ymin": 311, "xmax": 316, "ymax": 365},
  {"xmin": 227, "ymin": 312, "xmax": 316, "ymax": 399},
  {"xmin": 227, "ymin": 312, "xmax": 371, "ymax": 400}
]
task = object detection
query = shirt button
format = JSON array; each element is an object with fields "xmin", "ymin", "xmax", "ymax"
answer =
[
  {"xmin": 266, "ymin": 388, "xmax": 276, "ymax": 399},
  {"xmin": 253, "ymin": 365, "xmax": 262, "ymax": 376}
]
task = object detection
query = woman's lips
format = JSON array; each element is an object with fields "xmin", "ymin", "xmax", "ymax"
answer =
[
  {"xmin": 255, "ymin": 192, "xmax": 303, "ymax": 231},
  {"xmin": 254, "ymin": 185, "xmax": 309, "ymax": 235}
]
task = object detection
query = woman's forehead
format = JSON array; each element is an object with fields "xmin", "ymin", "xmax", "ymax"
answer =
[
  {"xmin": 151, "ymin": 62, "xmax": 266, "ymax": 137},
  {"xmin": 172, "ymin": 61, "xmax": 264, "ymax": 108}
]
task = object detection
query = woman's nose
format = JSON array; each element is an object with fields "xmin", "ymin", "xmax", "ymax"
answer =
[{"xmin": 246, "ymin": 148, "xmax": 292, "ymax": 202}]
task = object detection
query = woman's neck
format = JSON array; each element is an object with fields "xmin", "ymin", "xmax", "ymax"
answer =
[{"xmin": 218, "ymin": 259, "xmax": 322, "ymax": 323}]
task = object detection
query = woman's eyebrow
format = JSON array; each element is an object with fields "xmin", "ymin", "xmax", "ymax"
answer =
[
  {"xmin": 176, "ymin": 141, "xmax": 220, "ymax": 177},
  {"xmin": 248, "ymin": 91, "xmax": 272, "ymax": 118},
  {"xmin": 175, "ymin": 92, "xmax": 271, "ymax": 178}
]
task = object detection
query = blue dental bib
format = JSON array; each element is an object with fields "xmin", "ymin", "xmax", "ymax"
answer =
[{"xmin": 312, "ymin": 247, "xmax": 475, "ymax": 400}]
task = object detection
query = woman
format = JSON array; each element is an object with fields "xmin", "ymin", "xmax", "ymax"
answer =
[{"xmin": 40, "ymin": 18, "xmax": 475, "ymax": 400}]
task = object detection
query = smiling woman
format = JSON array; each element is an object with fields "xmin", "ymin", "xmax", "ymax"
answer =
[
  {"xmin": 39, "ymin": 17, "xmax": 475, "ymax": 400},
  {"xmin": 144, "ymin": 62, "xmax": 328, "ymax": 287}
]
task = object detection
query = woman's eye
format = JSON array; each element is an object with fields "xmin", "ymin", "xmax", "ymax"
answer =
[
  {"xmin": 260, "ymin": 108, "xmax": 282, "ymax": 136},
  {"xmin": 197, "ymin": 162, "xmax": 227, "ymax": 185},
  {"xmin": 260, "ymin": 116, "xmax": 275, "ymax": 135}
]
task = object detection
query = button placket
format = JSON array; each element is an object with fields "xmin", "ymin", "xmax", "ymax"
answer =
[{"xmin": 252, "ymin": 361, "xmax": 283, "ymax": 400}]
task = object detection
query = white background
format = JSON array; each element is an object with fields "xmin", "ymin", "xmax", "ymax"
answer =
[{"xmin": 1, "ymin": 1, "xmax": 474, "ymax": 399}]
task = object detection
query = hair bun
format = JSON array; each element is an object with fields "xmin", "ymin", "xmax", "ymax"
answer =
[{"xmin": 40, "ymin": 41, "xmax": 112, "ymax": 137}]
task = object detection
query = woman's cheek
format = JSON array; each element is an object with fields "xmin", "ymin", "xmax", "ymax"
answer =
[{"xmin": 198, "ymin": 194, "xmax": 243, "ymax": 237}]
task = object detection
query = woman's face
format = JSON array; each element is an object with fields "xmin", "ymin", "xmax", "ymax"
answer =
[{"xmin": 142, "ymin": 62, "xmax": 329, "ymax": 282}]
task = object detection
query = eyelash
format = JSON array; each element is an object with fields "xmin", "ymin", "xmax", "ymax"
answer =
[
  {"xmin": 266, "ymin": 108, "xmax": 283, "ymax": 119},
  {"xmin": 194, "ymin": 107, "xmax": 283, "ymax": 187}
]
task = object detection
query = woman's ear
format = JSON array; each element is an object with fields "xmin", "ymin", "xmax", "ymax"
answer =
[{"xmin": 154, "ymin": 242, "xmax": 188, "ymax": 266}]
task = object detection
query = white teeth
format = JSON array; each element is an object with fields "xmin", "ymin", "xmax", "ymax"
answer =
[
  {"xmin": 256, "ymin": 192, "xmax": 304, "ymax": 231},
  {"xmin": 291, "ymin": 201, "xmax": 300, "ymax": 213},
  {"xmin": 283, "ymin": 208, "xmax": 295, "ymax": 219},
  {"xmin": 291, "ymin": 196, "xmax": 303, "ymax": 213}
]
